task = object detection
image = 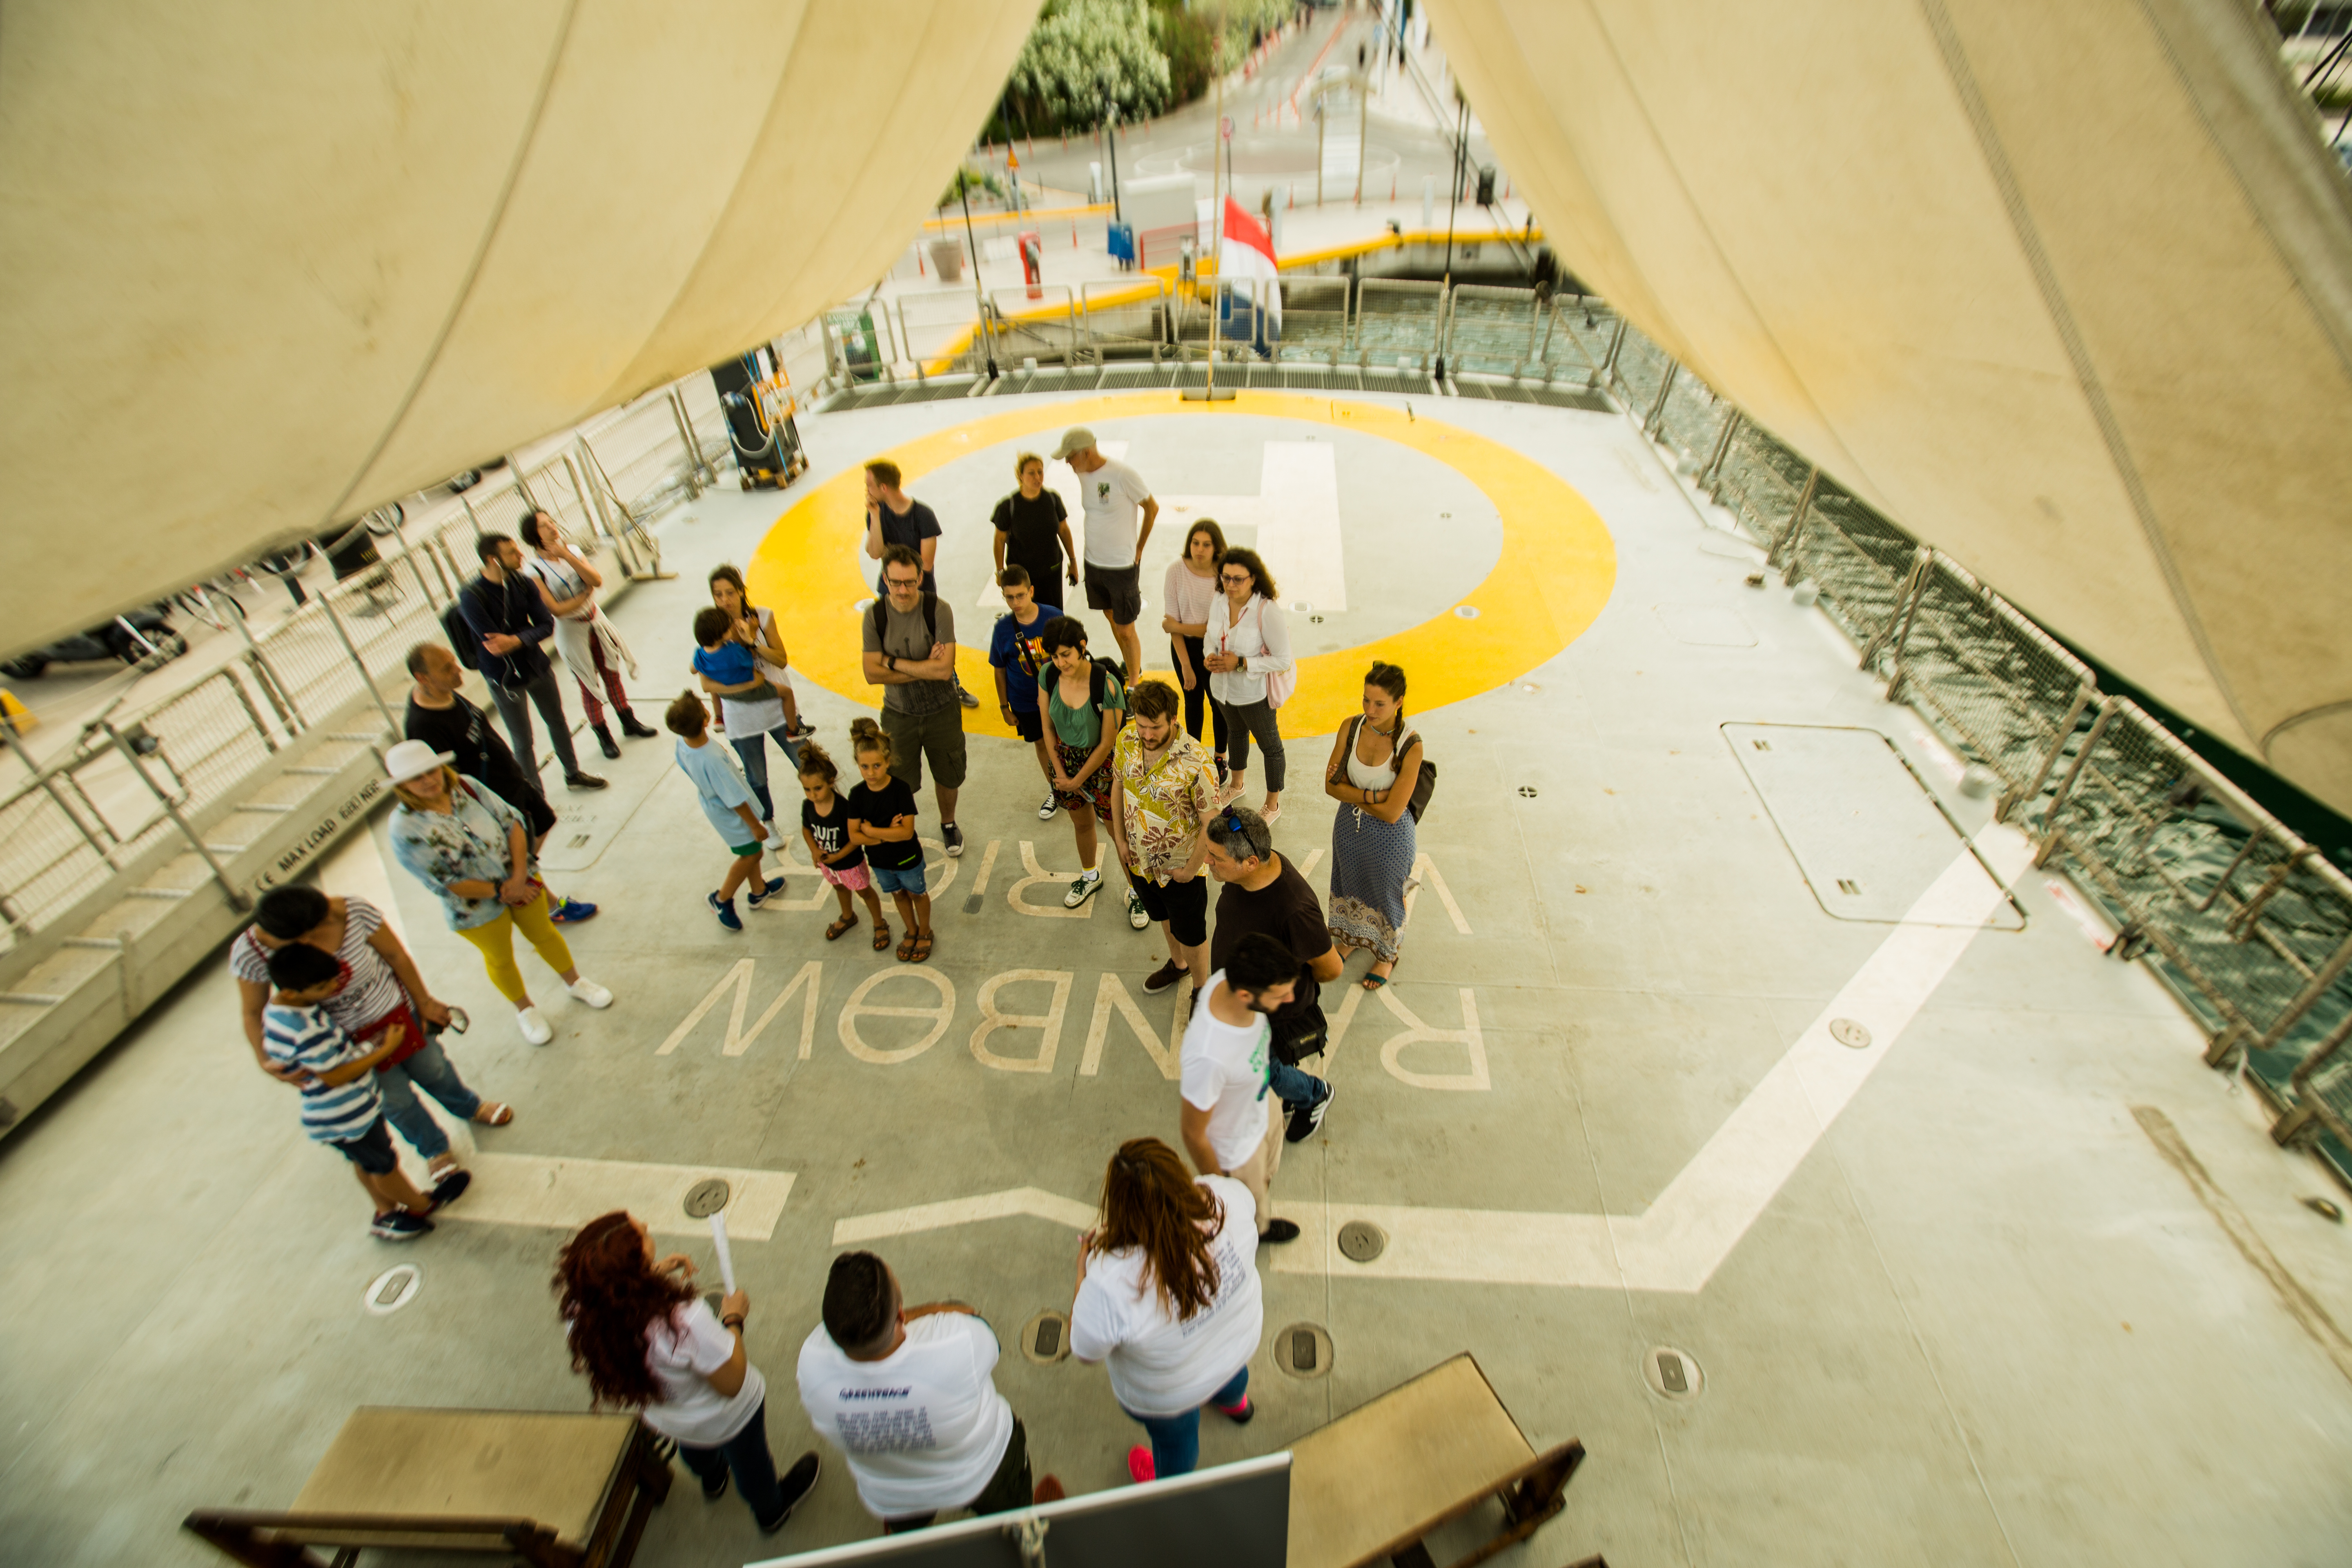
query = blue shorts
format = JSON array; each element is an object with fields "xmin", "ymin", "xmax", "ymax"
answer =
[
  {"xmin": 327, "ymin": 1116, "xmax": 398, "ymax": 1176},
  {"xmin": 871, "ymin": 862, "xmax": 929, "ymax": 897}
]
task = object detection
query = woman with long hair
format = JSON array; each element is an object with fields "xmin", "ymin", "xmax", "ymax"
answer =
[
  {"xmin": 1203, "ymin": 546, "xmax": 1293, "ymax": 822},
  {"xmin": 1323, "ymin": 661, "xmax": 1425, "ymax": 988},
  {"xmin": 1069, "ymin": 1137, "xmax": 1263, "ymax": 1483},
  {"xmin": 554, "ymin": 1211, "xmax": 820, "ymax": 1533},
  {"xmin": 521, "ymin": 510, "xmax": 654, "ymax": 759},
  {"xmin": 708, "ymin": 564, "xmax": 814, "ymax": 740},
  {"xmin": 383, "ymin": 739, "xmax": 612, "ymax": 1047},
  {"xmin": 1158, "ymin": 518, "xmax": 1230, "ymax": 776}
]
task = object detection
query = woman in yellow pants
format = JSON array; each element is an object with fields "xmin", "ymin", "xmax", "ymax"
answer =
[{"xmin": 384, "ymin": 740, "xmax": 614, "ymax": 1046}]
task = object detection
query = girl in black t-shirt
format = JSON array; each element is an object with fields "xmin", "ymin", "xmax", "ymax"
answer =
[
  {"xmin": 845, "ymin": 718, "xmax": 931, "ymax": 963},
  {"xmin": 798, "ymin": 741, "xmax": 887, "ymax": 949}
]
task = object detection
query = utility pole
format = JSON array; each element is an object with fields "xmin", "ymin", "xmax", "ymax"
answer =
[
  {"xmin": 958, "ymin": 168, "xmax": 998, "ymax": 380},
  {"xmin": 1107, "ymin": 109, "xmax": 1123, "ymax": 224},
  {"xmin": 1435, "ymin": 95, "xmax": 1467, "ymax": 383}
]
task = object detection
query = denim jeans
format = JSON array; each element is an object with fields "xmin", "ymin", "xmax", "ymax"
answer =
[
  {"xmin": 674, "ymin": 1398, "xmax": 789, "ymax": 1525},
  {"xmin": 1269, "ymin": 1058, "xmax": 1327, "ymax": 1116},
  {"xmin": 729, "ymin": 729, "xmax": 802, "ymax": 824},
  {"xmin": 1123, "ymin": 1365, "xmax": 1249, "ymax": 1478},
  {"xmin": 376, "ymin": 1038, "xmax": 482, "ymax": 1160},
  {"xmin": 487, "ymin": 665, "xmax": 580, "ymax": 780}
]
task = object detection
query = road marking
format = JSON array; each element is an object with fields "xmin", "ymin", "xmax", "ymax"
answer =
[
  {"xmin": 971, "ymin": 969, "xmax": 1073, "ymax": 1073},
  {"xmin": 837, "ymin": 968, "xmax": 956, "ymax": 1064},
  {"xmin": 829, "ymin": 826, "xmax": 2034, "ymax": 1292},
  {"xmin": 1158, "ymin": 442, "xmax": 1348, "ymax": 611},
  {"xmin": 752, "ymin": 391, "xmax": 1616, "ymax": 741},
  {"xmin": 833, "ymin": 1186, "xmax": 1094, "ymax": 1245},
  {"xmin": 428, "ymin": 1154, "xmax": 795, "ymax": 1240},
  {"xmin": 1006, "ymin": 840, "xmax": 1096, "ymax": 918},
  {"xmin": 657, "ymin": 958, "xmax": 824, "ymax": 1059},
  {"xmin": 1078, "ymin": 971, "xmax": 1183, "ymax": 1078}
]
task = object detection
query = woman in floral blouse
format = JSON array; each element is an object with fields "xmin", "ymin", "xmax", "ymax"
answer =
[
  {"xmin": 384, "ymin": 739, "xmax": 614, "ymax": 1047},
  {"xmin": 1109, "ymin": 680, "xmax": 1222, "ymax": 1017}
]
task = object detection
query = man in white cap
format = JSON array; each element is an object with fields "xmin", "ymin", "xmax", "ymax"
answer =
[{"xmin": 1052, "ymin": 427, "xmax": 1156, "ymax": 680}]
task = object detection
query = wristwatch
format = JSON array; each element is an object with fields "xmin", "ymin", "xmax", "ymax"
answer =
[{"xmin": 884, "ymin": 654, "xmax": 898, "ymax": 673}]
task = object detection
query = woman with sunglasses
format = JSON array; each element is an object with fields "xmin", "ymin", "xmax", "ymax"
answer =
[{"xmin": 1202, "ymin": 547, "xmax": 1292, "ymax": 823}]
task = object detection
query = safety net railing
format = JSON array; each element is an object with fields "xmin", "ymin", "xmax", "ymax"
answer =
[
  {"xmin": 1594, "ymin": 315, "xmax": 2352, "ymax": 1185},
  {"xmin": 1, "ymin": 361, "xmax": 724, "ymax": 958}
]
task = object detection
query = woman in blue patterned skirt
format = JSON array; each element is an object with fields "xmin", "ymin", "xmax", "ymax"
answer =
[{"xmin": 1321, "ymin": 663, "xmax": 1425, "ymax": 989}]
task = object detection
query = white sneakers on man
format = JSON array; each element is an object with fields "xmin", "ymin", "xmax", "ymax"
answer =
[
  {"xmin": 516, "ymin": 1006, "xmax": 554, "ymax": 1046},
  {"xmin": 568, "ymin": 978, "xmax": 614, "ymax": 1009}
]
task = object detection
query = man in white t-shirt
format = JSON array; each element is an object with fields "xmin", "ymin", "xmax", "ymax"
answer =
[
  {"xmin": 1178, "ymin": 934, "xmax": 1302, "ymax": 1245},
  {"xmin": 1052, "ymin": 426, "xmax": 1156, "ymax": 681},
  {"xmin": 797, "ymin": 1251, "xmax": 1063, "ymax": 1531}
]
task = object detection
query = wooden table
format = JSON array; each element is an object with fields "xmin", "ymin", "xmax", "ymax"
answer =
[
  {"xmin": 1287, "ymin": 1354, "xmax": 1595, "ymax": 1568},
  {"xmin": 183, "ymin": 1407, "xmax": 671, "ymax": 1568}
]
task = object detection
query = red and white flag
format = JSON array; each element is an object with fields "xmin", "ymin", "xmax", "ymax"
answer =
[{"xmin": 1218, "ymin": 195, "xmax": 1281, "ymax": 330}]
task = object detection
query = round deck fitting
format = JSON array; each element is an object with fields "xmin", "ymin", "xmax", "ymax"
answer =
[
  {"xmin": 1829, "ymin": 1018, "xmax": 1872, "ymax": 1050},
  {"xmin": 1020, "ymin": 1310, "xmax": 1072, "ymax": 1364},
  {"xmin": 1273, "ymin": 1321, "xmax": 1334, "ymax": 1380},
  {"xmin": 1644, "ymin": 1345, "xmax": 1704, "ymax": 1401},
  {"xmin": 1336, "ymin": 1220, "xmax": 1388, "ymax": 1264},
  {"xmin": 683, "ymin": 1178, "xmax": 731, "ymax": 1218},
  {"xmin": 363, "ymin": 1265, "xmax": 421, "ymax": 1316}
]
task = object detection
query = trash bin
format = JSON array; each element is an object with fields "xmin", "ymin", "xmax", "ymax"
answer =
[{"xmin": 927, "ymin": 237, "xmax": 965, "ymax": 283}]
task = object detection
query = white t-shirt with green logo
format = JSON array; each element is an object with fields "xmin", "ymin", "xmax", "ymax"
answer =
[
  {"xmin": 1179, "ymin": 973, "xmax": 1272, "ymax": 1170},
  {"xmin": 1078, "ymin": 457, "xmax": 1153, "ymax": 568}
]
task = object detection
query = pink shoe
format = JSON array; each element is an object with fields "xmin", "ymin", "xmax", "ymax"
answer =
[
  {"xmin": 1127, "ymin": 1446, "xmax": 1156, "ymax": 1484},
  {"xmin": 1259, "ymin": 798, "xmax": 1282, "ymax": 824}
]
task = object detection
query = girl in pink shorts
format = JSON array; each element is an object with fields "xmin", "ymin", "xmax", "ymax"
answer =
[{"xmin": 799, "ymin": 741, "xmax": 889, "ymax": 948}]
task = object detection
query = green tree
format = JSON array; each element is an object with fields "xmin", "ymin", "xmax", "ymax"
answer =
[{"xmin": 1004, "ymin": 0, "xmax": 1173, "ymax": 135}]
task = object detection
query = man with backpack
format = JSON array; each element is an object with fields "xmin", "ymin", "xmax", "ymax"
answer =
[
  {"xmin": 860, "ymin": 543, "xmax": 966, "ymax": 857},
  {"xmin": 452, "ymin": 533, "xmax": 605, "ymax": 793}
]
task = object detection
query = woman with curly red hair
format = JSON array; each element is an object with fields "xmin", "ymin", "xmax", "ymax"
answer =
[
  {"xmin": 553, "ymin": 1211, "xmax": 821, "ymax": 1535},
  {"xmin": 1068, "ymin": 1137, "xmax": 1264, "ymax": 1482}
]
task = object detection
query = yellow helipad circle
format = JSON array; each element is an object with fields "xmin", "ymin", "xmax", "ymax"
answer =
[{"xmin": 746, "ymin": 390, "xmax": 1615, "ymax": 737}]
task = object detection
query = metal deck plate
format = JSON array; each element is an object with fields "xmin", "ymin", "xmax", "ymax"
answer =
[{"xmin": 1724, "ymin": 723, "xmax": 2023, "ymax": 929}]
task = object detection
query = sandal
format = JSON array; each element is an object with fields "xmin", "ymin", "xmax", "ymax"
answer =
[
  {"xmin": 910, "ymin": 932, "xmax": 934, "ymax": 964},
  {"xmin": 897, "ymin": 929, "xmax": 919, "ymax": 962},
  {"xmin": 472, "ymin": 1102, "xmax": 514, "ymax": 1126},
  {"xmin": 871, "ymin": 920, "xmax": 892, "ymax": 952},
  {"xmin": 1363, "ymin": 962, "xmax": 1395, "ymax": 991},
  {"xmin": 824, "ymin": 912, "xmax": 859, "ymax": 942}
]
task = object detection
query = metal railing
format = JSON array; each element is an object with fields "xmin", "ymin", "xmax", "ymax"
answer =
[
  {"xmin": 0, "ymin": 359, "xmax": 731, "ymax": 958},
  {"xmin": 1594, "ymin": 313, "xmax": 2352, "ymax": 1182}
]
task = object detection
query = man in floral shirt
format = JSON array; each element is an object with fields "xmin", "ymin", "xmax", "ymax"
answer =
[{"xmin": 1108, "ymin": 679, "xmax": 1221, "ymax": 1018}]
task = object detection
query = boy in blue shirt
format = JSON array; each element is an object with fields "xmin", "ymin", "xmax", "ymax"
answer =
[
  {"xmin": 666, "ymin": 689, "xmax": 782, "ymax": 931},
  {"xmin": 263, "ymin": 943, "xmax": 468, "ymax": 1241}
]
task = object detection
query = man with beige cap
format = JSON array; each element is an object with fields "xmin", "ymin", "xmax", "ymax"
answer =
[{"xmin": 1053, "ymin": 427, "xmax": 1157, "ymax": 681}]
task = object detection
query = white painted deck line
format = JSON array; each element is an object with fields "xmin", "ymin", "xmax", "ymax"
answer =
[
  {"xmin": 827, "ymin": 826, "xmax": 2033, "ymax": 1292},
  {"xmin": 830, "ymin": 1186, "xmax": 1096, "ymax": 1245},
  {"xmin": 430, "ymin": 1154, "xmax": 796, "ymax": 1240}
]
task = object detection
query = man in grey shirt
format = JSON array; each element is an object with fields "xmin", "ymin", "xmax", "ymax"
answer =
[{"xmin": 861, "ymin": 543, "xmax": 967, "ymax": 856}]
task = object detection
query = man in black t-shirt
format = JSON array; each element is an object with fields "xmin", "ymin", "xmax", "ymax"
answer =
[
  {"xmin": 404, "ymin": 642, "xmax": 597, "ymax": 924},
  {"xmin": 1203, "ymin": 804, "xmax": 1344, "ymax": 1142},
  {"xmin": 863, "ymin": 459, "xmax": 978, "ymax": 709}
]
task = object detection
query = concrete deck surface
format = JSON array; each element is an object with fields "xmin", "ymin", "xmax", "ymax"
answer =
[{"xmin": 2, "ymin": 388, "xmax": 2348, "ymax": 1568}]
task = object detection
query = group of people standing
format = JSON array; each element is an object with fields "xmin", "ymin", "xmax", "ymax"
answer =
[{"xmin": 242, "ymin": 432, "xmax": 1436, "ymax": 1541}]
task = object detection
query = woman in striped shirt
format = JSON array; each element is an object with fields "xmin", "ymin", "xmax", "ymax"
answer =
[{"xmin": 232, "ymin": 885, "xmax": 512, "ymax": 1186}]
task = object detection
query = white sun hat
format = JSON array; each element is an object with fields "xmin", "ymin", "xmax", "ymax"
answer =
[{"xmin": 383, "ymin": 739, "xmax": 455, "ymax": 786}]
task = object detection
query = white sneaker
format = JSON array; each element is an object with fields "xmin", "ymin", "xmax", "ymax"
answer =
[
  {"xmin": 1127, "ymin": 888, "xmax": 1151, "ymax": 931},
  {"xmin": 763, "ymin": 821, "xmax": 786, "ymax": 851},
  {"xmin": 568, "ymin": 978, "xmax": 613, "ymax": 1009},
  {"xmin": 1037, "ymin": 792, "xmax": 1058, "ymax": 821},
  {"xmin": 516, "ymin": 1006, "xmax": 553, "ymax": 1046}
]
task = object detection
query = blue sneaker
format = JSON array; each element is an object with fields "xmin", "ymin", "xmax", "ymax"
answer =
[
  {"xmin": 746, "ymin": 881, "xmax": 785, "ymax": 910},
  {"xmin": 550, "ymin": 896, "xmax": 599, "ymax": 924},
  {"xmin": 708, "ymin": 892, "xmax": 743, "ymax": 931}
]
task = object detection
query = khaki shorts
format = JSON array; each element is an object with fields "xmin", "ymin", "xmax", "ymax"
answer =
[
  {"xmin": 880, "ymin": 703, "xmax": 967, "ymax": 792},
  {"xmin": 1226, "ymin": 1111, "xmax": 1283, "ymax": 1233}
]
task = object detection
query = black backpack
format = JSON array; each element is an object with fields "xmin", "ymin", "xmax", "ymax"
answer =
[
  {"xmin": 441, "ymin": 601, "xmax": 478, "ymax": 671},
  {"xmin": 1088, "ymin": 655, "xmax": 1127, "ymax": 726},
  {"xmin": 1346, "ymin": 715, "xmax": 1436, "ymax": 823},
  {"xmin": 871, "ymin": 592, "xmax": 940, "ymax": 650}
]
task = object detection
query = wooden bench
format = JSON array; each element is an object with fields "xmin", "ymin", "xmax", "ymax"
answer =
[
  {"xmin": 183, "ymin": 1408, "xmax": 671, "ymax": 1568},
  {"xmin": 1287, "ymin": 1353, "xmax": 1600, "ymax": 1568}
]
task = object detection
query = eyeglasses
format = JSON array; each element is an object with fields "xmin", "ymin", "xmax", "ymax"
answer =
[
  {"xmin": 884, "ymin": 576, "xmax": 920, "ymax": 589},
  {"xmin": 1219, "ymin": 572, "xmax": 1250, "ymax": 585}
]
